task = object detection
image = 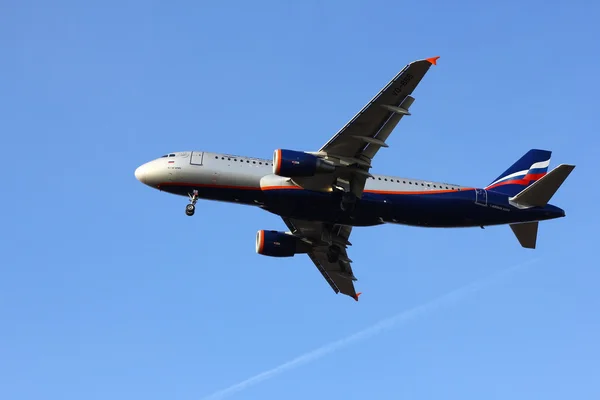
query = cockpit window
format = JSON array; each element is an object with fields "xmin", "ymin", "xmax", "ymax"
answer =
[
  {"xmin": 161, "ymin": 155, "xmax": 168, "ymax": 158},
  {"xmin": 168, "ymin": 154, "xmax": 175, "ymax": 157}
]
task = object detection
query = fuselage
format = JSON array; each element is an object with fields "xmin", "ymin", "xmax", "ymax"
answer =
[{"xmin": 135, "ymin": 151, "xmax": 565, "ymax": 228}]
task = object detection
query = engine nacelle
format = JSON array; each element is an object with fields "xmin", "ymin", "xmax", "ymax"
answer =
[
  {"xmin": 256, "ymin": 230, "xmax": 308, "ymax": 258},
  {"xmin": 273, "ymin": 149, "xmax": 335, "ymax": 177}
]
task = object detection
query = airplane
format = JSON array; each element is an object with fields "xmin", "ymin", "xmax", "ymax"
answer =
[{"xmin": 135, "ymin": 56, "xmax": 575, "ymax": 301}]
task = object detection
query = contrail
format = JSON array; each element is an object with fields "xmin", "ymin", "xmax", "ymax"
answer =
[{"xmin": 201, "ymin": 259, "xmax": 538, "ymax": 400}]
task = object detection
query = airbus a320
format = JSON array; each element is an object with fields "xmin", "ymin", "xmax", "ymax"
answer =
[{"xmin": 135, "ymin": 57, "xmax": 575, "ymax": 301}]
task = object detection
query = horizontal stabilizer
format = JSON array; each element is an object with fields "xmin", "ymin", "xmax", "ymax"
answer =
[
  {"xmin": 510, "ymin": 164, "xmax": 575, "ymax": 207},
  {"xmin": 510, "ymin": 222, "xmax": 539, "ymax": 249}
]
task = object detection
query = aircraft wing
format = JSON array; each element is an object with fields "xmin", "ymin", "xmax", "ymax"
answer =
[
  {"xmin": 320, "ymin": 56, "xmax": 439, "ymax": 161},
  {"xmin": 293, "ymin": 57, "xmax": 439, "ymax": 197},
  {"xmin": 283, "ymin": 217, "xmax": 360, "ymax": 300}
]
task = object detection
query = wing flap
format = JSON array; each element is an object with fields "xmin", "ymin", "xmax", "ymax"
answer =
[
  {"xmin": 361, "ymin": 95, "xmax": 415, "ymax": 160},
  {"xmin": 283, "ymin": 218, "xmax": 360, "ymax": 300},
  {"xmin": 308, "ymin": 252, "xmax": 359, "ymax": 300},
  {"xmin": 307, "ymin": 252, "xmax": 341, "ymax": 294}
]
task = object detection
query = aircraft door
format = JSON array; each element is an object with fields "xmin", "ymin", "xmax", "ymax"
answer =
[
  {"xmin": 475, "ymin": 188, "xmax": 487, "ymax": 206},
  {"xmin": 191, "ymin": 151, "xmax": 204, "ymax": 165}
]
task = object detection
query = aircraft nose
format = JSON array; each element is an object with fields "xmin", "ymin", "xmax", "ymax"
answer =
[
  {"xmin": 134, "ymin": 160, "xmax": 166, "ymax": 187},
  {"xmin": 135, "ymin": 164, "xmax": 148, "ymax": 184}
]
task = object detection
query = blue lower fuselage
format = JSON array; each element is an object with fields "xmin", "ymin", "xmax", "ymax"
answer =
[{"xmin": 160, "ymin": 183, "xmax": 564, "ymax": 227}]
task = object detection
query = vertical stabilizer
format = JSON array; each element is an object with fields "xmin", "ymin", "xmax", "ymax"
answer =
[{"xmin": 486, "ymin": 149, "xmax": 551, "ymax": 196}]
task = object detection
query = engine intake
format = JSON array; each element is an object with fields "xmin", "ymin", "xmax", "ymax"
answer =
[
  {"xmin": 256, "ymin": 230, "xmax": 308, "ymax": 258},
  {"xmin": 273, "ymin": 149, "xmax": 335, "ymax": 177}
]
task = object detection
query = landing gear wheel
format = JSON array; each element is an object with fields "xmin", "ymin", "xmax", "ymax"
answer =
[
  {"xmin": 327, "ymin": 245, "xmax": 341, "ymax": 263},
  {"xmin": 186, "ymin": 190, "xmax": 199, "ymax": 217},
  {"xmin": 185, "ymin": 204, "xmax": 195, "ymax": 216}
]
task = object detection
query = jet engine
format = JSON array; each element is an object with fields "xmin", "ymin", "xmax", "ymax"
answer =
[
  {"xmin": 256, "ymin": 230, "xmax": 309, "ymax": 258},
  {"xmin": 273, "ymin": 149, "xmax": 335, "ymax": 177}
]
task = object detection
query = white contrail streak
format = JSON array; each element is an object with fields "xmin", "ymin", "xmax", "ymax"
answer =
[{"xmin": 201, "ymin": 259, "xmax": 538, "ymax": 400}]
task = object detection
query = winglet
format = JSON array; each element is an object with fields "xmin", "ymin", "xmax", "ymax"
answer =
[
  {"xmin": 353, "ymin": 292, "xmax": 362, "ymax": 301},
  {"xmin": 426, "ymin": 56, "xmax": 440, "ymax": 65}
]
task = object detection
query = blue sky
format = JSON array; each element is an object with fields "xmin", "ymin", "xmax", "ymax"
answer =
[{"xmin": 1, "ymin": 0, "xmax": 599, "ymax": 399}]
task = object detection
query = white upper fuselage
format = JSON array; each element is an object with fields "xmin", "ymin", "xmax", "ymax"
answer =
[{"xmin": 135, "ymin": 151, "xmax": 468, "ymax": 197}]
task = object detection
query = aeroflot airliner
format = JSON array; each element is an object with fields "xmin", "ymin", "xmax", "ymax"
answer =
[{"xmin": 135, "ymin": 57, "xmax": 575, "ymax": 301}]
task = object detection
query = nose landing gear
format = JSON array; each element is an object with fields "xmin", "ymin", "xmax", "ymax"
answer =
[
  {"xmin": 186, "ymin": 190, "xmax": 199, "ymax": 216},
  {"xmin": 185, "ymin": 204, "xmax": 195, "ymax": 216}
]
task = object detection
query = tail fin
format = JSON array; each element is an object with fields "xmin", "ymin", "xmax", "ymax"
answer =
[
  {"xmin": 486, "ymin": 149, "xmax": 551, "ymax": 196},
  {"xmin": 510, "ymin": 222, "xmax": 539, "ymax": 249},
  {"xmin": 509, "ymin": 164, "xmax": 575, "ymax": 207}
]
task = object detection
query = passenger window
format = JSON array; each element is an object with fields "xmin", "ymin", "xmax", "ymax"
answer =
[{"xmin": 384, "ymin": 178, "xmax": 387, "ymax": 181}]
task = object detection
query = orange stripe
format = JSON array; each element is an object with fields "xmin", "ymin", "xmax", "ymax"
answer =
[
  {"xmin": 258, "ymin": 230, "xmax": 265, "ymax": 254},
  {"xmin": 163, "ymin": 182, "xmax": 302, "ymax": 191},
  {"xmin": 159, "ymin": 182, "xmax": 260, "ymax": 190},
  {"xmin": 159, "ymin": 182, "xmax": 474, "ymax": 195},
  {"xmin": 261, "ymin": 185, "xmax": 303, "ymax": 191},
  {"xmin": 274, "ymin": 149, "xmax": 282, "ymax": 175},
  {"xmin": 364, "ymin": 188, "xmax": 474, "ymax": 195}
]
